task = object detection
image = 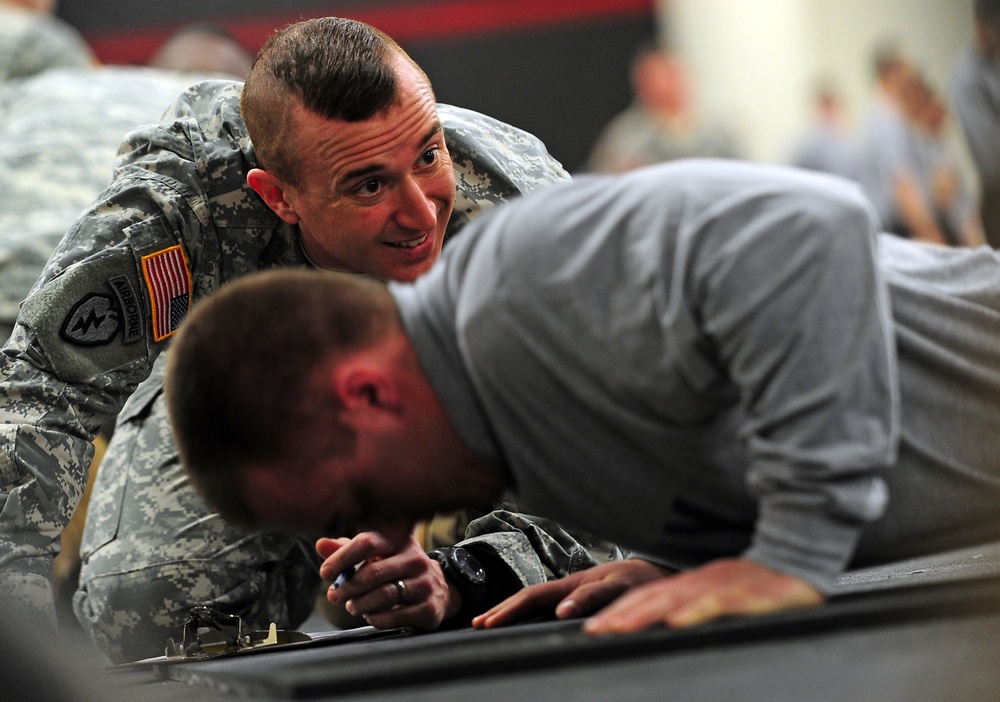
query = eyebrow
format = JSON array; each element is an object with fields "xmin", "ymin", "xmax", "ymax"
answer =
[{"xmin": 341, "ymin": 122, "xmax": 443, "ymax": 182}]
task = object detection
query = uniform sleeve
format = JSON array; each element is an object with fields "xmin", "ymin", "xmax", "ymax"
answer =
[
  {"xmin": 0, "ymin": 82, "xmax": 251, "ymax": 623},
  {"xmin": 460, "ymin": 508, "xmax": 625, "ymax": 589},
  {"xmin": 0, "ymin": 68, "xmax": 229, "ymax": 342}
]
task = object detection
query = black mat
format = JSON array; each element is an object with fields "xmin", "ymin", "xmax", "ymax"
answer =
[{"xmin": 159, "ymin": 573, "xmax": 1000, "ymax": 699}]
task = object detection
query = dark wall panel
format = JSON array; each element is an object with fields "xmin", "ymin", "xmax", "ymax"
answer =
[
  {"xmin": 56, "ymin": 0, "xmax": 656, "ymax": 171},
  {"xmin": 410, "ymin": 19, "xmax": 653, "ymax": 171}
]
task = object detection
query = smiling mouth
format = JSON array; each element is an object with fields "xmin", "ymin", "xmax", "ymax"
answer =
[{"xmin": 386, "ymin": 234, "xmax": 429, "ymax": 249}]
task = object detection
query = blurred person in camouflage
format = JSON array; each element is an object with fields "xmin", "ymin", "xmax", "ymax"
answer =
[
  {"xmin": 0, "ymin": 0, "xmax": 94, "ymax": 85},
  {"xmin": 0, "ymin": 22, "xmax": 254, "ymax": 345},
  {"xmin": 0, "ymin": 18, "xmax": 255, "ymax": 625},
  {"xmin": 586, "ymin": 42, "xmax": 741, "ymax": 173},
  {"xmin": 0, "ymin": 17, "xmax": 619, "ymax": 662}
]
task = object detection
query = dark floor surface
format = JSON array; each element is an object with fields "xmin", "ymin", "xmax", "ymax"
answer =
[{"xmin": 20, "ymin": 542, "xmax": 1000, "ymax": 702}]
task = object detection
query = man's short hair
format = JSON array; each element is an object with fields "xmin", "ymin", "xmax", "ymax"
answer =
[
  {"xmin": 240, "ymin": 17, "xmax": 430, "ymax": 185},
  {"xmin": 165, "ymin": 269, "xmax": 395, "ymax": 526}
]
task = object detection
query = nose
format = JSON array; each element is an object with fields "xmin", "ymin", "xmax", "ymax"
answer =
[{"xmin": 393, "ymin": 176, "xmax": 439, "ymax": 232}]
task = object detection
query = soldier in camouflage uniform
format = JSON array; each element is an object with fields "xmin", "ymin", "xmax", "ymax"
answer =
[
  {"xmin": 0, "ymin": 16, "xmax": 253, "ymax": 345},
  {"xmin": 0, "ymin": 2, "xmax": 96, "ymax": 341},
  {"xmin": 0, "ymin": 67, "xmax": 230, "ymax": 345},
  {"xmin": 0, "ymin": 18, "xmax": 620, "ymax": 662},
  {"xmin": 0, "ymin": 65, "xmax": 247, "ymax": 624},
  {"xmin": 0, "ymin": 2, "xmax": 94, "ymax": 86}
]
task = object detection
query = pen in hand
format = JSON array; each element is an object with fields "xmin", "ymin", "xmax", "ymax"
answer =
[{"xmin": 331, "ymin": 563, "xmax": 360, "ymax": 590}]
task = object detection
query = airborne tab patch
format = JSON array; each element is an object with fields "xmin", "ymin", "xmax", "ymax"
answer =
[
  {"xmin": 108, "ymin": 274, "xmax": 144, "ymax": 345},
  {"xmin": 141, "ymin": 245, "xmax": 191, "ymax": 342}
]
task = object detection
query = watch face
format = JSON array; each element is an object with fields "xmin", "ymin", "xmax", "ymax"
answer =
[{"xmin": 453, "ymin": 548, "xmax": 487, "ymax": 587}]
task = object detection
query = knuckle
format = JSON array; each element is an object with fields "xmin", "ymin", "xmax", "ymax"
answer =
[{"xmin": 365, "ymin": 560, "xmax": 388, "ymax": 581}]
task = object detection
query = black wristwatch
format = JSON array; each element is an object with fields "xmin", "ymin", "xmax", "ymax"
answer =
[{"xmin": 427, "ymin": 546, "xmax": 487, "ymax": 623}]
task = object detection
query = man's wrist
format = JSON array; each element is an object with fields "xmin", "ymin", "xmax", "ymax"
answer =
[
  {"xmin": 427, "ymin": 546, "xmax": 487, "ymax": 627},
  {"xmin": 442, "ymin": 580, "xmax": 463, "ymax": 621}
]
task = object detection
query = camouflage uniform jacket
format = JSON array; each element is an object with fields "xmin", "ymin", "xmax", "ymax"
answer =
[
  {"xmin": 0, "ymin": 79, "xmax": 619, "ymax": 625},
  {"xmin": 0, "ymin": 66, "xmax": 226, "ymax": 340}
]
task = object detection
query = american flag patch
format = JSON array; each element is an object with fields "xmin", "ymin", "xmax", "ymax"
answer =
[{"xmin": 141, "ymin": 245, "xmax": 191, "ymax": 342}]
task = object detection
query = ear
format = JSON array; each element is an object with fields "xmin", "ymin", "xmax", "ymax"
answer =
[
  {"xmin": 247, "ymin": 168, "xmax": 301, "ymax": 224},
  {"xmin": 331, "ymin": 360, "xmax": 404, "ymax": 423}
]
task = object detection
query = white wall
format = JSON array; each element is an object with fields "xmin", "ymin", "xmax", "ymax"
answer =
[{"xmin": 661, "ymin": 0, "xmax": 976, "ymax": 163}]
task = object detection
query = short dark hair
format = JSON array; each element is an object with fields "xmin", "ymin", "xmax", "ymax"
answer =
[
  {"xmin": 165, "ymin": 269, "xmax": 397, "ymax": 526},
  {"xmin": 240, "ymin": 17, "xmax": 431, "ymax": 185}
]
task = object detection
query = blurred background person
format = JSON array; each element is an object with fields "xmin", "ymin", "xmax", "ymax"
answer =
[
  {"xmin": 0, "ymin": 0, "xmax": 94, "ymax": 84},
  {"xmin": 856, "ymin": 41, "xmax": 920, "ymax": 236},
  {"xmin": 906, "ymin": 75, "xmax": 983, "ymax": 246},
  {"xmin": 857, "ymin": 41, "xmax": 953, "ymax": 245},
  {"xmin": 0, "ymin": 24, "xmax": 253, "ymax": 345},
  {"xmin": 147, "ymin": 23, "xmax": 253, "ymax": 77},
  {"xmin": 0, "ymin": 21, "xmax": 254, "ymax": 627},
  {"xmin": 788, "ymin": 79, "xmax": 859, "ymax": 182},
  {"xmin": 950, "ymin": 0, "xmax": 1000, "ymax": 247},
  {"xmin": 585, "ymin": 41, "xmax": 742, "ymax": 173}
]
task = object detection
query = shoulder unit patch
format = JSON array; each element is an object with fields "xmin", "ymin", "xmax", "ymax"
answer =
[{"xmin": 61, "ymin": 293, "xmax": 120, "ymax": 346}]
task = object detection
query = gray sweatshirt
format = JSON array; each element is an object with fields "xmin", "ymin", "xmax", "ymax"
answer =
[{"xmin": 393, "ymin": 159, "xmax": 1000, "ymax": 591}]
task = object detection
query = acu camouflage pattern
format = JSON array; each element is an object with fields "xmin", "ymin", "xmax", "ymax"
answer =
[
  {"xmin": 0, "ymin": 78, "xmax": 619, "ymax": 662},
  {"xmin": 0, "ymin": 66, "xmax": 224, "ymax": 627},
  {"xmin": 0, "ymin": 7, "xmax": 93, "ymax": 86},
  {"xmin": 0, "ymin": 66, "xmax": 214, "ymax": 343}
]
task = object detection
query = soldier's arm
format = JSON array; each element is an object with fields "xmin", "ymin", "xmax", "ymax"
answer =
[
  {"xmin": 0, "ymin": 81, "xmax": 255, "ymax": 625},
  {"xmin": 458, "ymin": 508, "xmax": 625, "ymax": 611}
]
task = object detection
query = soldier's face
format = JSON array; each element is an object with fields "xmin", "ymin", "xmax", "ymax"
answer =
[
  {"xmin": 236, "ymin": 333, "xmax": 506, "ymax": 542},
  {"xmin": 280, "ymin": 57, "xmax": 456, "ymax": 283}
]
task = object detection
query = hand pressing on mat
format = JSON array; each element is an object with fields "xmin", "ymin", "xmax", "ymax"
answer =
[
  {"xmin": 583, "ymin": 558, "xmax": 824, "ymax": 634},
  {"xmin": 474, "ymin": 557, "xmax": 823, "ymax": 633},
  {"xmin": 473, "ymin": 559, "xmax": 672, "ymax": 628}
]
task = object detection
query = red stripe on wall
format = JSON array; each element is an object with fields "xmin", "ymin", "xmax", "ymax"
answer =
[{"xmin": 85, "ymin": 0, "xmax": 655, "ymax": 66}]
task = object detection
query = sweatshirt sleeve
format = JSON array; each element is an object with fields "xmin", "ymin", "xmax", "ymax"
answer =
[{"xmin": 689, "ymin": 177, "xmax": 899, "ymax": 590}]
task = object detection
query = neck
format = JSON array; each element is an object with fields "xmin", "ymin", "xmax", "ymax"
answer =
[{"xmin": 454, "ymin": 439, "xmax": 507, "ymax": 505}]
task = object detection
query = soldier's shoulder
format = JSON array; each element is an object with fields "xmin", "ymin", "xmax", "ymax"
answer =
[
  {"xmin": 439, "ymin": 103, "xmax": 546, "ymax": 151},
  {"xmin": 112, "ymin": 79, "xmax": 256, "ymax": 202},
  {"xmin": 134, "ymin": 79, "xmax": 248, "ymax": 155}
]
